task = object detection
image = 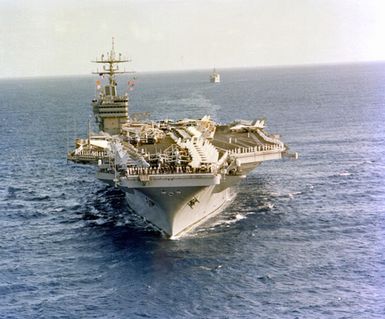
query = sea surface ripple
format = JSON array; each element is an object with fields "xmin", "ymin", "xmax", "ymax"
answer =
[{"xmin": 0, "ymin": 63, "xmax": 385, "ymax": 318}]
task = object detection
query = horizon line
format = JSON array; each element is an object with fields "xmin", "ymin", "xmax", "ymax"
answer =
[{"xmin": 1, "ymin": 59, "xmax": 384, "ymax": 80}]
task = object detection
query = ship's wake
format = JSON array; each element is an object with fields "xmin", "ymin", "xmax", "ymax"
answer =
[
  {"xmin": 186, "ymin": 179, "xmax": 305, "ymax": 238},
  {"xmin": 158, "ymin": 92, "xmax": 221, "ymax": 120}
]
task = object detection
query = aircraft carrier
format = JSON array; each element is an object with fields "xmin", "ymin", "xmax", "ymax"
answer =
[{"xmin": 67, "ymin": 40, "xmax": 297, "ymax": 238}]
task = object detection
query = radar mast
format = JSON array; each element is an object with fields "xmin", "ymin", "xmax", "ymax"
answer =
[{"xmin": 92, "ymin": 37, "xmax": 131, "ymax": 86}]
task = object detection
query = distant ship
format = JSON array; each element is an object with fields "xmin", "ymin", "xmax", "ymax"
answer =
[
  {"xmin": 67, "ymin": 40, "xmax": 297, "ymax": 238},
  {"xmin": 210, "ymin": 68, "xmax": 220, "ymax": 83}
]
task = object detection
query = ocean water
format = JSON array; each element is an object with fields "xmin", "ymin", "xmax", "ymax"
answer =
[{"xmin": 0, "ymin": 63, "xmax": 385, "ymax": 318}]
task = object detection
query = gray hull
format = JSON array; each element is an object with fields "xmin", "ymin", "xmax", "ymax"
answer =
[
  {"xmin": 94, "ymin": 149, "xmax": 288, "ymax": 238},
  {"xmin": 124, "ymin": 185, "xmax": 237, "ymax": 238},
  {"xmin": 97, "ymin": 172, "xmax": 245, "ymax": 238}
]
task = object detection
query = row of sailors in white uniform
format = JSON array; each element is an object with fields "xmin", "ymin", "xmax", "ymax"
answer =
[{"xmin": 126, "ymin": 164, "xmax": 214, "ymax": 175}]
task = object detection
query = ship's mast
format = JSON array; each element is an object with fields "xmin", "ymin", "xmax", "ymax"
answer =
[{"xmin": 92, "ymin": 37, "xmax": 131, "ymax": 86}]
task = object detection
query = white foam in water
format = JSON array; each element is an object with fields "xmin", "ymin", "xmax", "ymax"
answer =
[
  {"xmin": 235, "ymin": 213, "xmax": 246, "ymax": 220},
  {"xmin": 2, "ymin": 64, "xmax": 384, "ymax": 319},
  {"xmin": 194, "ymin": 211, "xmax": 251, "ymax": 235},
  {"xmin": 288, "ymin": 191, "xmax": 302, "ymax": 199},
  {"xmin": 339, "ymin": 172, "xmax": 352, "ymax": 176}
]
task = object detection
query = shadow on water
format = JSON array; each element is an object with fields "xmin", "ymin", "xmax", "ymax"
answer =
[{"xmin": 80, "ymin": 185, "xmax": 165, "ymax": 247}]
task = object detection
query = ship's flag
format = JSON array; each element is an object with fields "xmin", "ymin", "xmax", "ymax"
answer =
[{"xmin": 128, "ymin": 80, "xmax": 135, "ymax": 91}]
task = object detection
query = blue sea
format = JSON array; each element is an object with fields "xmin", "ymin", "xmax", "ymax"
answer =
[{"xmin": 1, "ymin": 63, "xmax": 385, "ymax": 318}]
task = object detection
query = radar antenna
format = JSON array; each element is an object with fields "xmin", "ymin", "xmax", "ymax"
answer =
[{"xmin": 92, "ymin": 37, "xmax": 133, "ymax": 86}]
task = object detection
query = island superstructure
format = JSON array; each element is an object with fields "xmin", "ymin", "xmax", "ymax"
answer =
[
  {"xmin": 68, "ymin": 40, "xmax": 297, "ymax": 238},
  {"xmin": 91, "ymin": 38, "xmax": 130, "ymax": 135}
]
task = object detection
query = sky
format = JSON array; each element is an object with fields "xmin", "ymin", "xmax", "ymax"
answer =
[{"xmin": 1, "ymin": 0, "xmax": 385, "ymax": 78}]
